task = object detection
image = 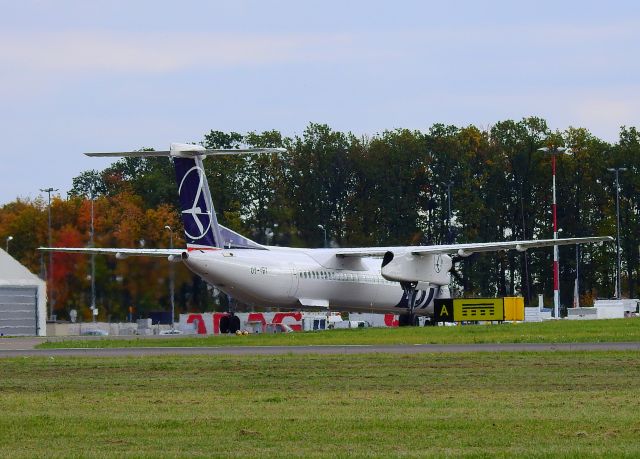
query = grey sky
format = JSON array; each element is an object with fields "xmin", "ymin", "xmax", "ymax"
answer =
[{"xmin": 1, "ymin": 0, "xmax": 639, "ymax": 204}]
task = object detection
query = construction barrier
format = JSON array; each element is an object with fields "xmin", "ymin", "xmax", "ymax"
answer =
[{"xmin": 179, "ymin": 312, "xmax": 400, "ymax": 334}]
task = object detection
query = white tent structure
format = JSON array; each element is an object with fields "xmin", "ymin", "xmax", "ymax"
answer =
[{"xmin": 0, "ymin": 249, "xmax": 46, "ymax": 336}]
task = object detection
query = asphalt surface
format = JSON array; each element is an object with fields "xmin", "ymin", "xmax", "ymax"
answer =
[{"xmin": 1, "ymin": 342, "xmax": 640, "ymax": 358}]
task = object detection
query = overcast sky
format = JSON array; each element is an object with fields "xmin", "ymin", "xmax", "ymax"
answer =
[{"xmin": 1, "ymin": 0, "xmax": 639, "ymax": 204}]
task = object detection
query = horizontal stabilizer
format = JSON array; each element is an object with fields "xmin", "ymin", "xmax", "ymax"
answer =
[{"xmin": 38, "ymin": 247, "xmax": 184, "ymax": 258}]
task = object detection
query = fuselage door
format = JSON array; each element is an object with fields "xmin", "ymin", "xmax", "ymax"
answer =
[{"xmin": 288, "ymin": 263, "xmax": 299, "ymax": 297}]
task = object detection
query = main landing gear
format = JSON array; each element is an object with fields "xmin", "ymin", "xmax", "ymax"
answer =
[
  {"xmin": 218, "ymin": 294, "xmax": 241, "ymax": 334},
  {"xmin": 219, "ymin": 313, "xmax": 241, "ymax": 334},
  {"xmin": 399, "ymin": 281, "xmax": 419, "ymax": 326}
]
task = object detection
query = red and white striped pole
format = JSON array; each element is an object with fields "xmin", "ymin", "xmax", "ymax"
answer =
[{"xmin": 539, "ymin": 146, "xmax": 567, "ymax": 319}]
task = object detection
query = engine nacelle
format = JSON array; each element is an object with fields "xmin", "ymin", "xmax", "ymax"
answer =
[
  {"xmin": 167, "ymin": 254, "xmax": 183, "ymax": 263},
  {"xmin": 381, "ymin": 251, "xmax": 451, "ymax": 285}
]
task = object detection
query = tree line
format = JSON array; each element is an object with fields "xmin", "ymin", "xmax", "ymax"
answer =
[{"xmin": 1, "ymin": 118, "xmax": 638, "ymax": 320}]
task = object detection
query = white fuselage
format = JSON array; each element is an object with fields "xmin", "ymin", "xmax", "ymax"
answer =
[{"xmin": 183, "ymin": 246, "xmax": 448, "ymax": 315}]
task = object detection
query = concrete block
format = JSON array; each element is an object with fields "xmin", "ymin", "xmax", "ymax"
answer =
[{"xmin": 567, "ymin": 308, "xmax": 597, "ymax": 320}]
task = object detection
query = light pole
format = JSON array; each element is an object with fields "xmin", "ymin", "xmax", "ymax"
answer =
[
  {"xmin": 40, "ymin": 187, "xmax": 58, "ymax": 320},
  {"xmin": 5, "ymin": 236, "xmax": 13, "ymax": 253},
  {"xmin": 574, "ymin": 245, "xmax": 580, "ymax": 308},
  {"xmin": 164, "ymin": 225, "xmax": 175, "ymax": 328},
  {"xmin": 317, "ymin": 224, "xmax": 327, "ymax": 248},
  {"xmin": 537, "ymin": 147, "xmax": 570, "ymax": 318},
  {"xmin": 607, "ymin": 167, "xmax": 627, "ymax": 299},
  {"xmin": 90, "ymin": 190, "xmax": 96, "ymax": 322}
]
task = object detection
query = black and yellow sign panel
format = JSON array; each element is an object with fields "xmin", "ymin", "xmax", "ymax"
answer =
[
  {"xmin": 454, "ymin": 298, "xmax": 504, "ymax": 321},
  {"xmin": 434, "ymin": 298, "xmax": 505, "ymax": 322}
]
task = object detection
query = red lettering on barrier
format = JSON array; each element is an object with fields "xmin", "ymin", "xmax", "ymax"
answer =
[
  {"xmin": 187, "ymin": 314, "xmax": 207, "ymax": 334},
  {"xmin": 272, "ymin": 312, "xmax": 303, "ymax": 331},
  {"xmin": 247, "ymin": 313, "xmax": 267, "ymax": 333},
  {"xmin": 384, "ymin": 314, "xmax": 399, "ymax": 327}
]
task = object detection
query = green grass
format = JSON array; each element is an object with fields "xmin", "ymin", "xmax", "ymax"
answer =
[
  {"xmin": 38, "ymin": 318, "xmax": 640, "ymax": 349},
  {"xmin": 1, "ymin": 352, "xmax": 640, "ymax": 457}
]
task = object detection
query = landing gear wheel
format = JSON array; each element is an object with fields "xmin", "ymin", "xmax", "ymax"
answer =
[
  {"xmin": 399, "ymin": 313, "xmax": 418, "ymax": 327},
  {"xmin": 219, "ymin": 315, "xmax": 230, "ymax": 334},
  {"xmin": 229, "ymin": 314, "xmax": 241, "ymax": 334}
]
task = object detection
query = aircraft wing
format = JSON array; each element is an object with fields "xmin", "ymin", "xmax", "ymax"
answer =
[
  {"xmin": 335, "ymin": 236, "xmax": 613, "ymax": 258},
  {"xmin": 38, "ymin": 247, "xmax": 183, "ymax": 259}
]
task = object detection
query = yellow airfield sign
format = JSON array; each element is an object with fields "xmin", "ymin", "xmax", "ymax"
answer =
[
  {"xmin": 434, "ymin": 298, "xmax": 505, "ymax": 322},
  {"xmin": 454, "ymin": 298, "xmax": 504, "ymax": 321}
]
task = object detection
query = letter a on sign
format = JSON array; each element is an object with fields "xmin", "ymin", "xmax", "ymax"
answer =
[{"xmin": 434, "ymin": 299, "xmax": 454, "ymax": 322}]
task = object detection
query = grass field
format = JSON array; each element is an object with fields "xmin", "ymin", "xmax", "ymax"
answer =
[
  {"xmin": 1, "ymin": 351, "xmax": 640, "ymax": 457},
  {"xmin": 38, "ymin": 318, "xmax": 640, "ymax": 349}
]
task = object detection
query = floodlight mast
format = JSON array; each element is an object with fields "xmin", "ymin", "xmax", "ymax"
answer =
[
  {"xmin": 40, "ymin": 187, "xmax": 58, "ymax": 320},
  {"xmin": 90, "ymin": 188, "xmax": 96, "ymax": 322},
  {"xmin": 607, "ymin": 167, "xmax": 627, "ymax": 299},
  {"xmin": 537, "ymin": 146, "xmax": 570, "ymax": 318}
]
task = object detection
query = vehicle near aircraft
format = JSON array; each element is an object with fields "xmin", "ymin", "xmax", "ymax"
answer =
[{"xmin": 41, "ymin": 143, "xmax": 613, "ymax": 324}]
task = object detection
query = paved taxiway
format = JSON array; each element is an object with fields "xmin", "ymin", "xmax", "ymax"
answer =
[{"xmin": 1, "ymin": 342, "xmax": 640, "ymax": 358}]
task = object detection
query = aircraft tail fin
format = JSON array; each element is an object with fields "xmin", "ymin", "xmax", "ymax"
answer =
[
  {"xmin": 86, "ymin": 143, "xmax": 284, "ymax": 250},
  {"xmin": 173, "ymin": 150, "xmax": 221, "ymax": 249}
]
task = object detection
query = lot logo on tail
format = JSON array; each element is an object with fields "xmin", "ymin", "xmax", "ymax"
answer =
[
  {"xmin": 174, "ymin": 157, "xmax": 218, "ymax": 247},
  {"xmin": 178, "ymin": 165, "xmax": 212, "ymax": 240}
]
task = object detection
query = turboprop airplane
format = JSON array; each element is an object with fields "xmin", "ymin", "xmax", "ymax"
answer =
[{"xmin": 41, "ymin": 143, "xmax": 613, "ymax": 325}]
